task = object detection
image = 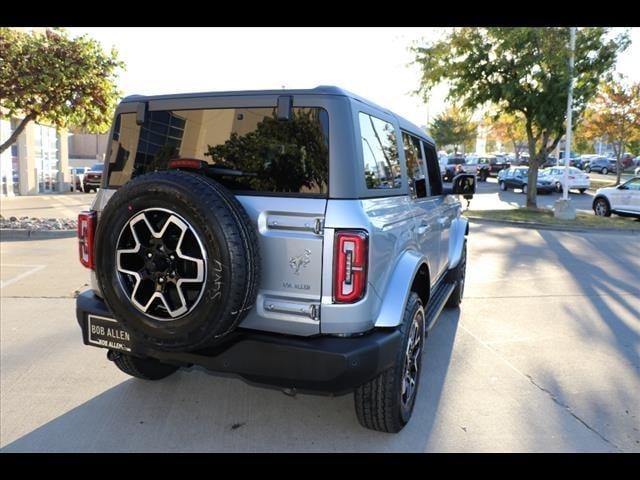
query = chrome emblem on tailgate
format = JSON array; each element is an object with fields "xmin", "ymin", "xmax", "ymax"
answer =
[{"xmin": 289, "ymin": 249, "xmax": 311, "ymax": 275}]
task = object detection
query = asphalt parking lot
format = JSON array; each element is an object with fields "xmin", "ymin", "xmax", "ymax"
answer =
[{"xmin": 1, "ymin": 222, "xmax": 638, "ymax": 452}]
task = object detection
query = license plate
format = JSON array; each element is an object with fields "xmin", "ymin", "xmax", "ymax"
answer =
[{"xmin": 87, "ymin": 314, "xmax": 132, "ymax": 352}]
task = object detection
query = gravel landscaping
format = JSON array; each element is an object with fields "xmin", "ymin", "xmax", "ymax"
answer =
[{"xmin": 0, "ymin": 215, "xmax": 77, "ymax": 231}]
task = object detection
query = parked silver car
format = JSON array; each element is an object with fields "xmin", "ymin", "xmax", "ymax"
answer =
[{"xmin": 75, "ymin": 86, "xmax": 474, "ymax": 433}]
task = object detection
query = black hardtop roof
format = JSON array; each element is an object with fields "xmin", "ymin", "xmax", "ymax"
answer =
[{"xmin": 121, "ymin": 85, "xmax": 433, "ymax": 144}]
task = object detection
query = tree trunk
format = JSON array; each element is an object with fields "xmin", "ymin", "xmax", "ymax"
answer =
[
  {"xmin": 615, "ymin": 138, "xmax": 624, "ymax": 186},
  {"xmin": 0, "ymin": 114, "xmax": 35, "ymax": 155},
  {"xmin": 525, "ymin": 119, "xmax": 539, "ymax": 209}
]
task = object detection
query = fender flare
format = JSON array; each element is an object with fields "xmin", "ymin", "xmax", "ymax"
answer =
[
  {"xmin": 447, "ymin": 216, "xmax": 468, "ymax": 270},
  {"xmin": 374, "ymin": 250, "xmax": 429, "ymax": 328}
]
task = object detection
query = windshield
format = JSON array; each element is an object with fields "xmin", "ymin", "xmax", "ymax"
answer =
[{"xmin": 90, "ymin": 164, "xmax": 104, "ymax": 172}]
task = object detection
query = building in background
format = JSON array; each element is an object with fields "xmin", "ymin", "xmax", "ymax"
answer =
[
  {"xmin": 0, "ymin": 119, "xmax": 110, "ymax": 197},
  {"xmin": 1, "ymin": 117, "xmax": 70, "ymax": 197},
  {"xmin": 68, "ymin": 131, "xmax": 108, "ymax": 169}
]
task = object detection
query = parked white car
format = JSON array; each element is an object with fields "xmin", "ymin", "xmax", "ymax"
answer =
[
  {"xmin": 540, "ymin": 167, "xmax": 590, "ymax": 193},
  {"xmin": 592, "ymin": 177, "xmax": 640, "ymax": 218}
]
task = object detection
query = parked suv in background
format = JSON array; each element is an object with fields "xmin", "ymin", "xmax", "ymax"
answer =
[
  {"xmin": 464, "ymin": 155, "xmax": 491, "ymax": 182},
  {"xmin": 498, "ymin": 167, "xmax": 554, "ymax": 194},
  {"xmin": 75, "ymin": 86, "xmax": 475, "ymax": 433},
  {"xmin": 584, "ymin": 157, "xmax": 616, "ymax": 174},
  {"xmin": 83, "ymin": 164, "xmax": 104, "ymax": 192},
  {"xmin": 442, "ymin": 154, "xmax": 467, "ymax": 182},
  {"xmin": 593, "ymin": 177, "xmax": 640, "ymax": 218},
  {"xmin": 487, "ymin": 155, "xmax": 510, "ymax": 175}
]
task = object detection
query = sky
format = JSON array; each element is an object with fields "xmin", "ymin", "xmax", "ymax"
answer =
[{"xmin": 67, "ymin": 27, "xmax": 640, "ymax": 129}]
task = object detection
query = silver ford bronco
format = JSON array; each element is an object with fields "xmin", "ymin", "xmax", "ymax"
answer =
[{"xmin": 76, "ymin": 86, "xmax": 475, "ymax": 433}]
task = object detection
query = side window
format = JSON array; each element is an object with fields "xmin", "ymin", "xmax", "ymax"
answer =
[
  {"xmin": 423, "ymin": 141, "xmax": 442, "ymax": 196},
  {"xmin": 359, "ymin": 112, "xmax": 401, "ymax": 190},
  {"xmin": 402, "ymin": 131, "xmax": 428, "ymax": 198}
]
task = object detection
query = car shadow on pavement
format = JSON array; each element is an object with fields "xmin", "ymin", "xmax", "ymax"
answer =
[{"xmin": 2, "ymin": 310, "xmax": 461, "ymax": 452}]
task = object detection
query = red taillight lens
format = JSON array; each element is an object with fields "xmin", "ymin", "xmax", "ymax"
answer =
[
  {"xmin": 333, "ymin": 230, "xmax": 368, "ymax": 303},
  {"xmin": 78, "ymin": 211, "xmax": 97, "ymax": 269},
  {"xmin": 168, "ymin": 158, "xmax": 206, "ymax": 170}
]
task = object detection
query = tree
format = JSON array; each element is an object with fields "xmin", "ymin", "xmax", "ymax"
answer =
[
  {"xmin": 578, "ymin": 78, "xmax": 640, "ymax": 184},
  {"xmin": 412, "ymin": 28, "xmax": 629, "ymax": 208},
  {"xmin": 486, "ymin": 112, "xmax": 528, "ymax": 159},
  {"xmin": 428, "ymin": 105, "xmax": 477, "ymax": 154},
  {"xmin": 0, "ymin": 28, "xmax": 124, "ymax": 154}
]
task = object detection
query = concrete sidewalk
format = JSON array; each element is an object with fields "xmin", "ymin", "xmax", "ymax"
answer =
[{"xmin": 1, "ymin": 193, "xmax": 96, "ymax": 220}]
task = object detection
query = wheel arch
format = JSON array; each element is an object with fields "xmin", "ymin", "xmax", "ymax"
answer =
[
  {"xmin": 447, "ymin": 216, "xmax": 469, "ymax": 270},
  {"xmin": 592, "ymin": 194, "xmax": 610, "ymax": 211},
  {"xmin": 374, "ymin": 250, "xmax": 430, "ymax": 328}
]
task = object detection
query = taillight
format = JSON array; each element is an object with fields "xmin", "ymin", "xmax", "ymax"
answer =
[
  {"xmin": 78, "ymin": 211, "xmax": 97, "ymax": 269},
  {"xmin": 168, "ymin": 158, "xmax": 206, "ymax": 170},
  {"xmin": 333, "ymin": 230, "xmax": 368, "ymax": 303}
]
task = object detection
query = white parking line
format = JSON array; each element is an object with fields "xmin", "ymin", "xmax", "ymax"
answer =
[{"xmin": 0, "ymin": 264, "xmax": 46, "ymax": 289}]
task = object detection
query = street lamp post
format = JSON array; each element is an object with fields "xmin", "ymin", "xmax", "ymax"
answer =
[
  {"xmin": 563, "ymin": 27, "xmax": 576, "ymax": 201},
  {"xmin": 554, "ymin": 26, "xmax": 577, "ymax": 220}
]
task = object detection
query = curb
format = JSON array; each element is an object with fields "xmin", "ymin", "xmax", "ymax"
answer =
[
  {"xmin": 464, "ymin": 216, "xmax": 640, "ymax": 235},
  {"xmin": 0, "ymin": 229, "xmax": 77, "ymax": 241}
]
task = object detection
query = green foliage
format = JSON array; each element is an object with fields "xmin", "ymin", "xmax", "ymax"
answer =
[
  {"xmin": 485, "ymin": 111, "xmax": 527, "ymax": 156},
  {"xmin": 0, "ymin": 27, "xmax": 124, "ymax": 151},
  {"xmin": 428, "ymin": 105, "xmax": 476, "ymax": 154},
  {"xmin": 413, "ymin": 27, "xmax": 629, "ymax": 206},
  {"xmin": 578, "ymin": 78, "xmax": 640, "ymax": 182}
]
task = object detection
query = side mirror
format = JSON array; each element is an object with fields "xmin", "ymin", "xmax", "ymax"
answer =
[
  {"xmin": 452, "ymin": 173, "xmax": 476, "ymax": 199},
  {"xmin": 617, "ymin": 184, "xmax": 627, "ymax": 190}
]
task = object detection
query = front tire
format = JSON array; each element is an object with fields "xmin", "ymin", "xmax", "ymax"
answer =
[
  {"xmin": 522, "ymin": 184, "xmax": 528, "ymax": 194},
  {"xmin": 499, "ymin": 181, "xmax": 506, "ymax": 191},
  {"xmin": 354, "ymin": 292, "xmax": 425, "ymax": 433},
  {"xmin": 594, "ymin": 197, "xmax": 611, "ymax": 217},
  {"xmin": 602, "ymin": 167, "xmax": 608, "ymax": 175},
  {"xmin": 585, "ymin": 167, "xmax": 591, "ymax": 173},
  {"xmin": 111, "ymin": 351, "xmax": 179, "ymax": 380}
]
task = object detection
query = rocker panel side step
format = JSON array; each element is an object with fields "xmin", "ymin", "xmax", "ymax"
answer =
[{"xmin": 425, "ymin": 281, "xmax": 456, "ymax": 332}]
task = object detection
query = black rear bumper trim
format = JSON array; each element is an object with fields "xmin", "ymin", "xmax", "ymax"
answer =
[{"xmin": 76, "ymin": 290, "xmax": 402, "ymax": 395}]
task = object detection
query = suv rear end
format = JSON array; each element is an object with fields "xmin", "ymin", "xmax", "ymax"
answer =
[{"xmin": 75, "ymin": 86, "xmax": 471, "ymax": 433}]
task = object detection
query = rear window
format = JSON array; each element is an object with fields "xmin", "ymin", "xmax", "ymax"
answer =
[{"xmin": 106, "ymin": 107, "xmax": 329, "ymax": 196}]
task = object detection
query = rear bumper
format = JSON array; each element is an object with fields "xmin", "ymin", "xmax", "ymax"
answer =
[{"xmin": 76, "ymin": 291, "xmax": 402, "ymax": 395}]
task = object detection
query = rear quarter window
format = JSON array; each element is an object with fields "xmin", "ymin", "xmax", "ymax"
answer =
[{"xmin": 358, "ymin": 112, "xmax": 401, "ymax": 190}]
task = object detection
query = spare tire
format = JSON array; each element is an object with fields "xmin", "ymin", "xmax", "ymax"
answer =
[{"xmin": 94, "ymin": 170, "xmax": 260, "ymax": 352}]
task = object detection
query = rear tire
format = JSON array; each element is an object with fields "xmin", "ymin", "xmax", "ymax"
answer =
[
  {"xmin": 354, "ymin": 292, "xmax": 424, "ymax": 433},
  {"xmin": 111, "ymin": 351, "xmax": 179, "ymax": 380}
]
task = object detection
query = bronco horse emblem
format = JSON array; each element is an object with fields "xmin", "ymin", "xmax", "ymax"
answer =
[{"xmin": 289, "ymin": 249, "xmax": 311, "ymax": 275}]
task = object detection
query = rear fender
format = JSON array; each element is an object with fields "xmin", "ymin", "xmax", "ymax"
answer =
[{"xmin": 374, "ymin": 250, "xmax": 429, "ymax": 328}]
